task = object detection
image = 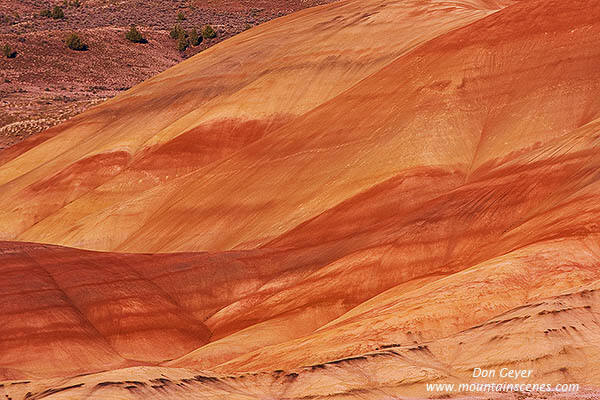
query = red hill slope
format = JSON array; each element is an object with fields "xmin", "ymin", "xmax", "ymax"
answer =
[{"xmin": 1, "ymin": 0, "xmax": 600, "ymax": 398}]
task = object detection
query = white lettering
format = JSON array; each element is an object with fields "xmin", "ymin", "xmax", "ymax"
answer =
[
  {"xmin": 499, "ymin": 368, "xmax": 533, "ymax": 379},
  {"xmin": 473, "ymin": 368, "xmax": 495, "ymax": 378}
]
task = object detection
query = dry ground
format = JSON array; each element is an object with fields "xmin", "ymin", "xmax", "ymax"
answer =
[{"xmin": 0, "ymin": 0, "xmax": 335, "ymax": 149}]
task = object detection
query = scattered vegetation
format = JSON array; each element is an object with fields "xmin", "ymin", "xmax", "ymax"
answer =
[
  {"xmin": 169, "ymin": 24, "xmax": 205, "ymax": 51},
  {"xmin": 169, "ymin": 24, "xmax": 185, "ymax": 40},
  {"xmin": 52, "ymin": 6, "xmax": 65, "ymax": 19},
  {"xmin": 188, "ymin": 28, "xmax": 202, "ymax": 46},
  {"xmin": 65, "ymin": 33, "xmax": 87, "ymax": 51},
  {"xmin": 177, "ymin": 12, "xmax": 186, "ymax": 21},
  {"xmin": 177, "ymin": 34, "xmax": 189, "ymax": 52},
  {"xmin": 64, "ymin": 0, "xmax": 81, "ymax": 8},
  {"xmin": 201, "ymin": 25, "xmax": 216, "ymax": 39},
  {"xmin": 41, "ymin": 6, "xmax": 65, "ymax": 19},
  {"xmin": 125, "ymin": 25, "xmax": 147, "ymax": 43},
  {"xmin": 2, "ymin": 44, "xmax": 17, "ymax": 58}
]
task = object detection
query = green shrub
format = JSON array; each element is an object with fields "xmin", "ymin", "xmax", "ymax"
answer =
[
  {"xmin": 177, "ymin": 34, "xmax": 189, "ymax": 51},
  {"xmin": 125, "ymin": 25, "xmax": 146, "ymax": 43},
  {"xmin": 188, "ymin": 28, "xmax": 201, "ymax": 46},
  {"xmin": 201, "ymin": 25, "xmax": 216, "ymax": 39},
  {"xmin": 177, "ymin": 12, "xmax": 186, "ymax": 21},
  {"xmin": 52, "ymin": 6, "xmax": 65, "ymax": 19},
  {"xmin": 2, "ymin": 44, "xmax": 17, "ymax": 58},
  {"xmin": 169, "ymin": 24, "xmax": 185, "ymax": 40},
  {"xmin": 40, "ymin": 9, "xmax": 52, "ymax": 17},
  {"xmin": 65, "ymin": 33, "xmax": 87, "ymax": 50},
  {"xmin": 169, "ymin": 24, "xmax": 196, "ymax": 51}
]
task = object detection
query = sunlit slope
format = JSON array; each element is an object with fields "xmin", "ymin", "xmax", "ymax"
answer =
[
  {"xmin": 114, "ymin": 0, "xmax": 599, "ymax": 253},
  {"xmin": 0, "ymin": 0, "xmax": 506, "ymax": 250},
  {"xmin": 138, "ymin": 0, "xmax": 600, "ymax": 377},
  {"xmin": 1, "ymin": 0, "xmax": 600, "ymax": 398},
  {"xmin": 5, "ymin": 120, "xmax": 599, "ymax": 385},
  {"xmin": 3, "ymin": 108, "xmax": 599, "ymax": 390},
  {"xmin": 168, "ymin": 118, "xmax": 600, "ymax": 372},
  {"xmin": 11, "ymin": 0, "xmax": 599, "ymax": 254}
]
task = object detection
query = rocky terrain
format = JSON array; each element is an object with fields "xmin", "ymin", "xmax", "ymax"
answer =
[
  {"xmin": 1, "ymin": 0, "xmax": 599, "ymax": 398},
  {"xmin": 0, "ymin": 0, "xmax": 335, "ymax": 149}
]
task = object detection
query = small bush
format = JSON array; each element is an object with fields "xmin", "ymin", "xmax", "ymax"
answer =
[
  {"xmin": 52, "ymin": 6, "xmax": 65, "ymax": 19},
  {"xmin": 177, "ymin": 12, "xmax": 186, "ymax": 21},
  {"xmin": 70, "ymin": 0, "xmax": 81, "ymax": 7},
  {"xmin": 201, "ymin": 25, "xmax": 216, "ymax": 39},
  {"xmin": 125, "ymin": 25, "xmax": 146, "ymax": 43},
  {"xmin": 169, "ymin": 24, "xmax": 185, "ymax": 40},
  {"xmin": 2, "ymin": 44, "xmax": 17, "ymax": 58},
  {"xmin": 169, "ymin": 24, "xmax": 196, "ymax": 51},
  {"xmin": 188, "ymin": 28, "xmax": 201, "ymax": 46},
  {"xmin": 65, "ymin": 33, "xmax": 87, "ymax": 50},
  {"xmin": 177, "ymin": 34, "xmax": 189, "ymax": 51},
  {"xmin": 40, "ymin": 9, "xmax": 52, "ymax": 18}
]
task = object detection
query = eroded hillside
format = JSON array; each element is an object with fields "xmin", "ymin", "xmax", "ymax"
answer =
[{"xmin": 1, "ymin": 0, "xmax": 599, "ymax": 398}]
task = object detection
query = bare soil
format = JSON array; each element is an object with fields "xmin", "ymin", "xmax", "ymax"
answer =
[{"xmin": 0, "ymin": 0, "xmax": 335, "ymax": 150}]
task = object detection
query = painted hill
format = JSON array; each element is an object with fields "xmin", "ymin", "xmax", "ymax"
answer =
[
  {"xmin": 0, "ymin": 0, "xmax": 509, "ymax": 250},
  {"xmin": 1, "ymin": 0, "xmax": 600, "ymax": 398},
  {"xmin": 0, "ymin": 0, "xmax": 335, "ymax": 150}
]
